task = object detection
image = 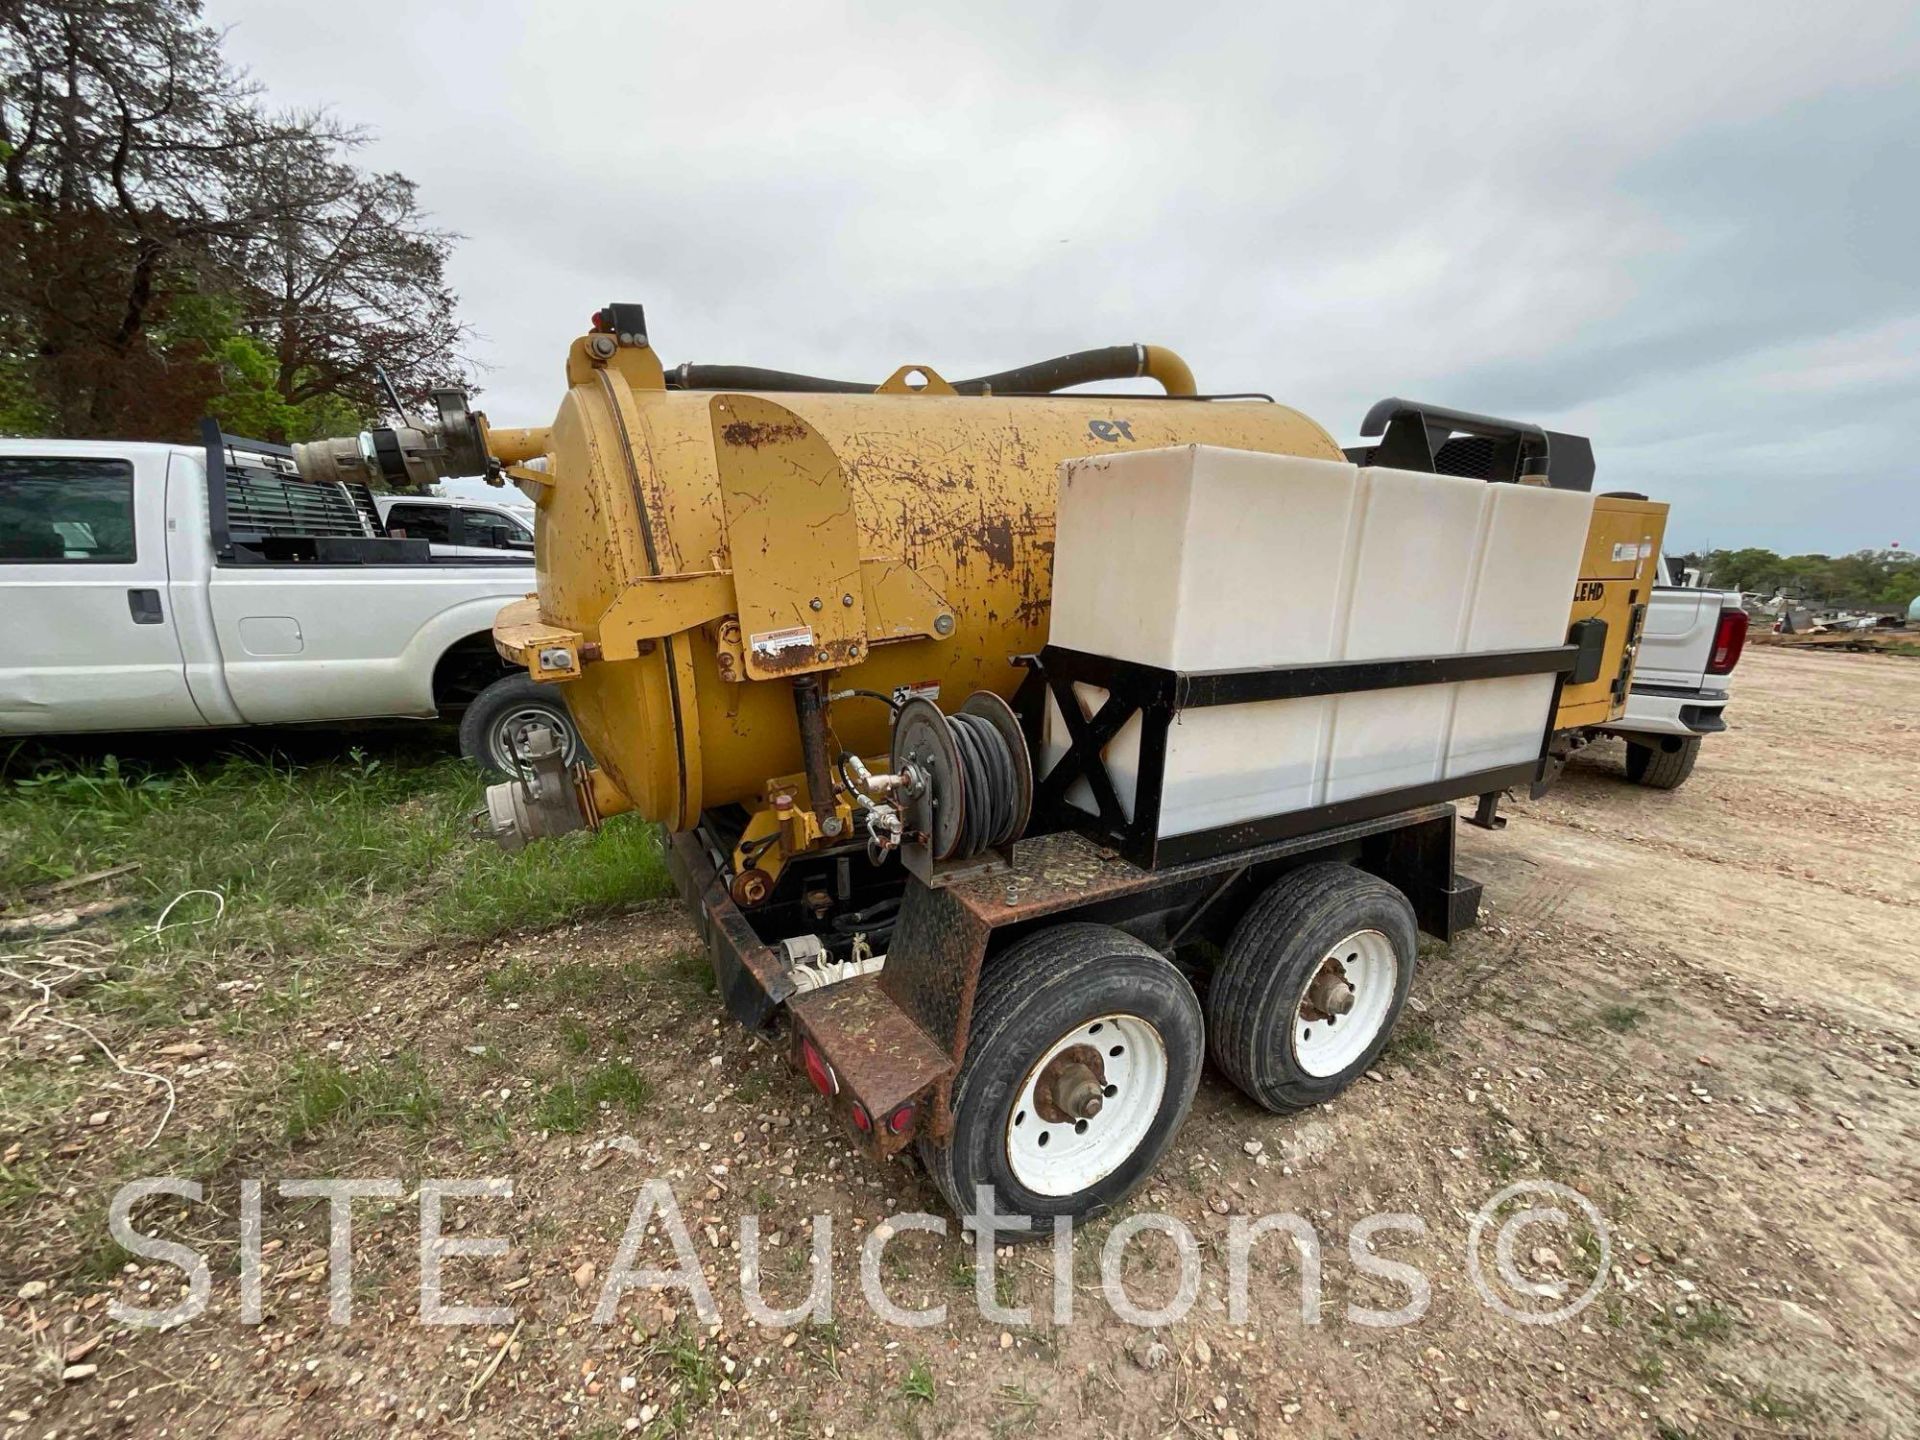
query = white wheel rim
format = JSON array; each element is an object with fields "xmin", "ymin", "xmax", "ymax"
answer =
[
  {"xmin": 1005, "ymin": 1015, "xmax": 1167, "ymax": 1197},
  {"xmin": 1292, "ymin": 929, "xmax": 1398, "ymax": 1078}
]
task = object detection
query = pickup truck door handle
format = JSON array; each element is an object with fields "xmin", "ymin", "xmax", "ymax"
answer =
[{"xmin": 127, "ymin": 588, "xmax": 164, "ymax": 625}]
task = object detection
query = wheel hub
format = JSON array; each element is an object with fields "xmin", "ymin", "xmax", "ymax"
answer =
[
  {"xmin": 1033, "ymin": 1045, "xmax": 1107, "ymax": 1123},
  {"xmin": 1292, "ymin": 929, "xmax": 1399, "ymax": 1079},
  {"xmin": 1302, "ymin": 960, "xmax": 1356, "ymax": 1020}
]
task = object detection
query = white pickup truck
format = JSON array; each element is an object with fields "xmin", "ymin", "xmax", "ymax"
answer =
[
  {"xmin": 0, "ymin": 431, "xmax": 581, "ymax": 774},
  {"xmin": 372, "ymin": 493, "xmax": 535, "ymax": 558},
  {"xmin": 1602, "ymin": 556, "xmax": 1748, "ymax": 788}
]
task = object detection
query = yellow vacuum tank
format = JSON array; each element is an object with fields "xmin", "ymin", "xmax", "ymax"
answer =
[{"xmin": 507, "ymin": 320, "xmax": 1347, "ymax": 833}]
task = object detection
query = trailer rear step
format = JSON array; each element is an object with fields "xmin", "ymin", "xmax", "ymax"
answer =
[{"xmin": 787, "ymin": 974, "xmax": 952, "ymax": 1155}]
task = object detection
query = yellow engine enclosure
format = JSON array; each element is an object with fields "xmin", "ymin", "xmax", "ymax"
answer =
[
  {"xmin": 517, "ymin": 343, "xmax": 1346, "ymax": 831},
  {"xmin": 1554, "ymin": 495, "xmax": 1669, "ymax": 731}
]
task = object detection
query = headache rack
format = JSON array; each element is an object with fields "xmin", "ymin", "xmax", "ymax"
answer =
[{"xmin": 201, "ymin": 418, "xmax": 430, "ymax": 565}]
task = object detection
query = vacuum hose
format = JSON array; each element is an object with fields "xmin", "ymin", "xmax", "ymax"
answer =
[{"xmin": 666, "ymin": 344, "xmax": 1198, "ymax": 397}]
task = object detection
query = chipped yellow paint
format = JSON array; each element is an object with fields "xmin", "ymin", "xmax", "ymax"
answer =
[
  {"xmin": 711, "ymin": 396, "xmax": 868, "ymax": 681},
  {"xmin": 498, "ymin": 332, "xmax": 1345, "ymax": 829},
  {"xmin": 490, "ymin": 595, "xmax": 585, "ymax": 681},
  {"xmin": 595, "ymin": 557, "xmax": 949, "ymax": 662}
]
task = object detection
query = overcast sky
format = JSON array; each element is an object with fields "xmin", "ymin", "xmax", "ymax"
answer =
[{"xmin": 213, "ymin": 1, "xmax": 1918, "ymax": 554}]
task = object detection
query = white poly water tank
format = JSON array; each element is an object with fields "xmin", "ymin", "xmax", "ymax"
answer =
[{"xmin": 1042, "ymin": 444, "xmax": 1593, "ymax": 842}]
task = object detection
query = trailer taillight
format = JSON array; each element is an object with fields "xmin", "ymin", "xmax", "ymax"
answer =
[
  {"xmin": 849, "ymin": 1101, "xmax": 873, "ymax": 1133},
  {"xmin": 1707, "ymin": 609, "xmax": 1749, "ymax": 675},
  {"xmin": 799, "ymin": 1037, "xmax": 838, "ymax": 1097},
  {"xmin": 886, "ymin": 1103, "xmax": 916, "ymax": 1135}
]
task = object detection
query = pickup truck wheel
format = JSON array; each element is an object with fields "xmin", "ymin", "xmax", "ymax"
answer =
[
  {"xmin": 919, "ymin": 923, "xmax": 1203, "ymax": 1240},
  {"xmin": 1207, "ymin": 862, "xmax": 1416, "ymax": 1113},
  {"xmin": 1624, "ymin": 735, "xmax": 1699, "ymax": 790},
  {"xmin": 460, "ymin": 675, "xmax": 591, "ymax": 778}
]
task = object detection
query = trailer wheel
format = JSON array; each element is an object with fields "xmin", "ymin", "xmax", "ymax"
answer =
[
  {"xmin": 920, "ymin": 923, "xmax": 1203, "ymax": 1239},
  {"xmin": 459, "ymin": 674, "xmax": 590, "ymax": 778},
  {"xmin": 1624, "ymin": 735, "xmax": 1699, "ymax": 790},
  {"xmin": 1207, "ymin": 863, "xmax": 1416, "ymax": 1113}
]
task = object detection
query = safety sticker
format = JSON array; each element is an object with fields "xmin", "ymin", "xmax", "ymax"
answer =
[{"xmin": 749, "ymin": 624, "xmax": 814, "ymax": 657}]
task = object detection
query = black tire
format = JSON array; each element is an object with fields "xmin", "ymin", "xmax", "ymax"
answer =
[
  {"xmin": 458, "ymin": 674, "xmax": 591, "ymax": 778},
  {"xmin": 1624, "ymin": 735, "xmax": 1699, "ymax": 790},
  {"xmin": 919, "ymin": 923, "xmax": 1204, "ymax": 1239},
  {"xmin": 1207, "ymin": 862, "xmax": 1417, "ymax": 1113}
]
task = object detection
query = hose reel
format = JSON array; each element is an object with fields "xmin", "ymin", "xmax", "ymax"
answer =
[{"xmin": 887, "ymin": 692, "xmax": 1033, "ymax": 882}]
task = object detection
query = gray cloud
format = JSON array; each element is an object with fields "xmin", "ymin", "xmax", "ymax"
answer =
[{"xmin": 214, "ymin": 0, "xmax": 1920, "ymax": 553}]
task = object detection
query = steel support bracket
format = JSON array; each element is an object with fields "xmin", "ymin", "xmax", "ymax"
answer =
[
  {"xmin": 597, "ymin": 558, "xmax": 950, "ymax": 655},
  {"xmin": 599, "ymin": 571, "xmax": 738, "ymax": 654},
  {"xmin": 492, "ymin": 595, "xmax": 588, "ymax": 682}
]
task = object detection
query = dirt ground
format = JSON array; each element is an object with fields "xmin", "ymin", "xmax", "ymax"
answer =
[{"xmin": 4, "ymin": 645, "xmax": 1916, "ymax": 1439}]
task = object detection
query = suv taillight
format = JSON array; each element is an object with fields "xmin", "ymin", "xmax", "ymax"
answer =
[{"xmin": 1707, "ymin": 609, "xmax": 1748, "ymax": 675}]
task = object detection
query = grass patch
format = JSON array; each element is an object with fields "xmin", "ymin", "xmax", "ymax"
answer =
[
  {"xmin": 667, "ymin": 949, "xmax": 717, "ymax": 998},
  {"xmin": 732, "ymin": 1072, "xmax": 772, "ymax": 1106},
  {"xmin": 1746, "ymin": 1385, "xmax": 1817, "ymax": 1422},
  {"xmin": 1599, "ymin": 1003, "xmax": 1646, "ymax": 1033},
  {"xmin": 484, "ymin": 957, "xmax": 654, "ymax": 1011},
  {"xmin": 0, "ymin": 1159, "xmax": 51, "ymax": 1210},
  {"xmin": 662, "ymin": 1325, "xmax": 718, "ymax": 1412},
  {"xmin": 1676, "ymin": 1302, "xmax": 1735, "ymax": 1342},
  {"xmin": 534, "ymin": 1061, "xmax": 653, "ymax": 1132},
  {"xmin": 484, "ymin": 960, "xmax": 539, "ymax": 998},
  {"xmin": 1631, "ymin": 1351, "xmax": 1668, "ymax": 1388},
  {"xmin": 0, "ymin": 735, "xmax": 671, "ymax": 999},
  {"xmin": 1382, "ymin": 1012, "xmax": 1439, "ymax": 1063},
  {"xmin": 899, "ymin": 1359, "xmax": 935, "ymax": 1403},
  {"xmin": 284, "ymin": 1053, "xmax": 442, "ymax": 1142}
]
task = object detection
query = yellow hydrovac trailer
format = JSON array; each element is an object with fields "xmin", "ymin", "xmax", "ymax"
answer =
[{"xmin": 296, "ymin": 306, "xmax": 1663, "ymax": 1233}]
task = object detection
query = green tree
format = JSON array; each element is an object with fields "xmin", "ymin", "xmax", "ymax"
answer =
[
  {"xmin": 1702, "ymin": 546, "xmax": 1920, "ymax": 607},
  {"xmin": 0, "ymin": 0, "xmax": 466, "ymax": 440}
]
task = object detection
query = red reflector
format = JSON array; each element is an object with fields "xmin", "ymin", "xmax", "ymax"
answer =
[
  {"xmin": 886, "ymin": 1103, "xmax": 915, "ymax": 1134},
  {"xmin": 1707, "ymin": 609, "xmax": 1749, "ymax": 675},
  {"xmin": 850, "ymin": 1102, "xmax": 872, "ymax": 1133},
  {"xmin": 800, "ymin": 1038, "xmax": 837, "ymax": 1097}
]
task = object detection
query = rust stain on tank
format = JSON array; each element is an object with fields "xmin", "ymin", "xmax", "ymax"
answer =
[
  {"xmin": 976, "ymin": 511, "xmax": 1016, "ymax": 570},
  {"xmin": 721, "ymin": 420, "xmax": 810, "ymax": 449}
]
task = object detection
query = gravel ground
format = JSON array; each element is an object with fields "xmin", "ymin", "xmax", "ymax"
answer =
[{"xmin": 3, "ymin": 644, "xmax": 1916, "ymax": 1439}]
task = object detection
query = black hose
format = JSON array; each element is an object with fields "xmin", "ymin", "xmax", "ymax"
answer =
[
  {"xmin": 837, "ymin": 689, "xmax": 902, "ymax": 713},
  {"xmin": 666, "ymin": 363, "xmax": 872, "ymax": 394},
  {"xmin": 667, "ymin": 345, "xmax": 1159, "ymax": 397},
  {"xmin": 948, "ymin": 711, "xmax": 1018, "ymax": 855},
  {"xmin": 956, "ymin": 347, "xmax": 1155, "ymax": 397},
  {"xmin": 836, "ymin": 751, "xmax": 870, "ymax": 812},
  {"xmin": 831, "ymin": 896, "xmax": 901, "ymax": 932}
]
